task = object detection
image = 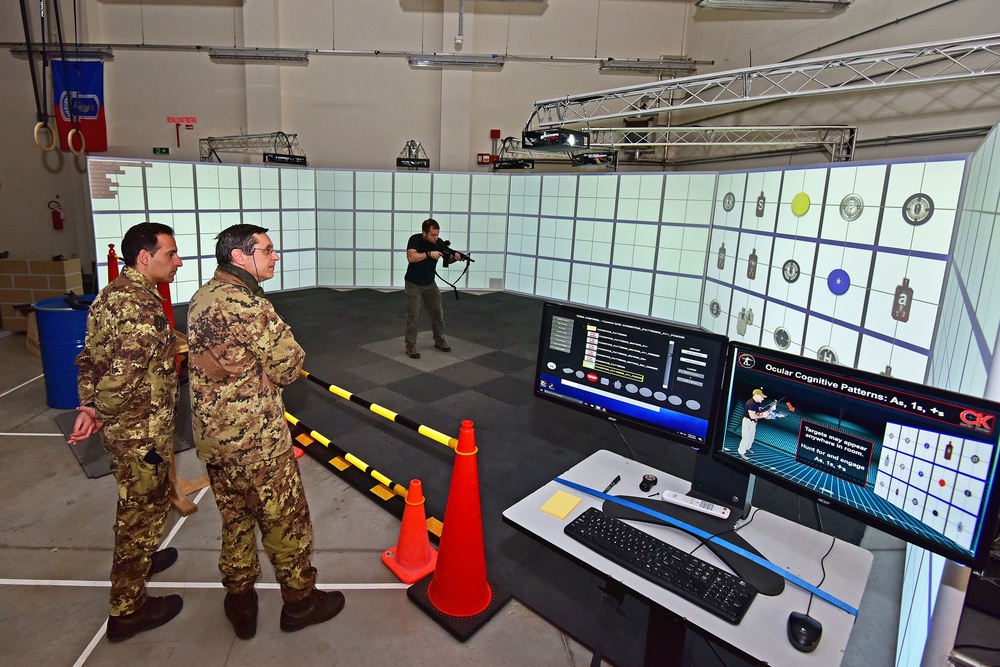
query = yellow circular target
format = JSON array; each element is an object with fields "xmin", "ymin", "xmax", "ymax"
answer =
[{"xmin": 791, "ymin": 192, "xmax": 810, "ymax": 216}]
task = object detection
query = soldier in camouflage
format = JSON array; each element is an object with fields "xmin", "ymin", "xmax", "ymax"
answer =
[
  {"xmin": 70, "ymin": 222, "xmax": 185, "ymax": 642},
  {"xmin": 187, "ymin": 224, "xmax": 345, "ymax": 639}
]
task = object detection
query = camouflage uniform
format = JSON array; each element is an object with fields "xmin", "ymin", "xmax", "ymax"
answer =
[
  {"xmin": 75, "ymin": 265, "xmax": 178, "ymax": 616},
  {"xmin": 187, "ymin": 265, "xmax": 316, "ymax": 603}
]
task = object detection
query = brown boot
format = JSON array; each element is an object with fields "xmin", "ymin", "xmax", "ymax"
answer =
[
  {"xmin": 224, "ymin": 589, "xmax": 258, "ymax": 640},
  {"xmin": 106, "ymin": 594, "xmax": 183, "ymax": 642},
  {"xmin": 279, "ymin": 589, "xmax": 345, "ymax": 632}
]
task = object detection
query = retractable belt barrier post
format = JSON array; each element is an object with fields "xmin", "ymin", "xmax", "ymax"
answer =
[{"xmin": 300, "ymin": 369, "xmax": 458, "ymax": 450}]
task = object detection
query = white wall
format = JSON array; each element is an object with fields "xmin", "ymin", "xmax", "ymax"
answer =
[{"xmin": 1, "ymin": 0, "xmax": 998, "ymax": 278}]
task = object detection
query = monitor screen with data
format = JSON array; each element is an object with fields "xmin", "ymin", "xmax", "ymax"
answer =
[
  {"xmin": 534, "ymin": 301, "xmax": 728, "ymax": 450},
  {"xmin": 714, "ymin": 341, "xmax": 1000, "ymax": 568}
]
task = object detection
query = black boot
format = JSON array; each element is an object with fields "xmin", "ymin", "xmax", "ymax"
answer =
[
  {"xmin": 149, "ymin": 547, "xmax": 178, "ymax": 576},
  {"xmin": 224, "ymin": 589, "xmax": 259, "ymax": 640},
  {"xmin": 279, "ymin": 589, "xmax": 345, "ymax": 632},
  {"xmin": 106, "ymin": 595, "xmax": 183, "ymax": 642}
]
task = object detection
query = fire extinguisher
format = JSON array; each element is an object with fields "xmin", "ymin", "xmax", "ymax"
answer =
[{"xmin": 48, "ymin": 201, "xmax": 65, "ymax": 230}]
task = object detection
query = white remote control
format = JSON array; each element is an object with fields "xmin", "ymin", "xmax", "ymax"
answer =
[{"xmin": 659, "ymin": 490, "xmax": 731, "ymax": 519}]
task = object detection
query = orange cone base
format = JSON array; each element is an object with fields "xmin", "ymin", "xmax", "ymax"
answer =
[
  {"xmin": 382, "ymin": 546, "xmax": 438, "ymax": 585},
  {"xmin": 407, "ymin": 573, "xmax": 510, "ymax": 642}
]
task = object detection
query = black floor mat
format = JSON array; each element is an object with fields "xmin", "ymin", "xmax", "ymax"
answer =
[{"xmin": 245, "ymin": 288, "xmax": 868, "ymax": 665}]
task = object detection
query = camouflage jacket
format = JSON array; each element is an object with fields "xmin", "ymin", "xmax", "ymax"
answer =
[
  {"xmin": 75, "ymin": 265, "xmax": 178, "ymax": 442},
  {"xmin": 187, "ymin": 266, "xmax": 304, "ymax": 466}
]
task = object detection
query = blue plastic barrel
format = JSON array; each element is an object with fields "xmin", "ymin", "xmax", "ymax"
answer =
[{"xmin": 34, "ymin": 295, "xmax": 95, "ymax": 410}]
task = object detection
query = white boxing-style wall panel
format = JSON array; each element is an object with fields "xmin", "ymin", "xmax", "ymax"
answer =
[{"xmin": 87, "ymin": 148, "xmax": 979, "ymax": 388}]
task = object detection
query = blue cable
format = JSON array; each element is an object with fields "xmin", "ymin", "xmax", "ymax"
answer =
[{"xmin": 555, "ymin": 477, "xmax": 859, "ymax": 617}]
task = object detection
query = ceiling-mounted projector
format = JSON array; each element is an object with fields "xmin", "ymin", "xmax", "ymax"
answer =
[{"xmin": 522, "ymin": 129, "xmax": 590, "ymax": 152}]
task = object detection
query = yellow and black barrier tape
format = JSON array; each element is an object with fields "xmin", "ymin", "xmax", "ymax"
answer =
[
  {"xmin": 300, "ymin": 369, "xmax": 459, "ymax": 450},
  {"xmin": 284, "ymin": 411, "xmax": 409, "ymax": 499}
]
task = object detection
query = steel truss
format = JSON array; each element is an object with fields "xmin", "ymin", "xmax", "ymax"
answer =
[
  {"xmin": 497, "ymin": 123, "xmax": 857, "ymax": 166},
  {"xmin": 199, "ymin": 132, "xmax": 304, "ymax": 162},
  {"xmin": 589, "ymin": 125, "xmax": 857, "ymax": 161},
  {"xmin": 525, "ymin": 33, "xmax": 1000, "ymax": 130}
]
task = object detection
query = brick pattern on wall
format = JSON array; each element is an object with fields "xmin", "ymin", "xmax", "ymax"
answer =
[{"xmin": 0, "ymin": 258, "xmax": 84, "ymax": 332}]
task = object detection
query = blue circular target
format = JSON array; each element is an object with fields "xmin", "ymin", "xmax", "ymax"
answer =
[{"xmin": 828, "ymin": 268, "xmax": 850, "ymax": 295}]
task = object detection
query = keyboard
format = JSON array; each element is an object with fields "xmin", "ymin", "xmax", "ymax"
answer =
[{"xmin": 564, "ymin": 507, "xmax": 758, "ymax": 624}]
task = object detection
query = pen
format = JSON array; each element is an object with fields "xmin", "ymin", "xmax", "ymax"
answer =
[{"xmin": 602, "ymin": 474, "xmax": 621, "ymax": 495}]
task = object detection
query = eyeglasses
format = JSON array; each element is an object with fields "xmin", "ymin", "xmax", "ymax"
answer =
[{"xmin": 251, "ymin": 246, "xmax": 279, "ymax": 257}]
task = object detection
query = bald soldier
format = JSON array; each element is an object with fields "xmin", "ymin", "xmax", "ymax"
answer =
[
  {"xmin": 70, "ymin": 222, "xmax": 184, "ymax": 641},
  {"xmin": 187, "ymin": 224, "xmax": 344, "ymax": 640}
]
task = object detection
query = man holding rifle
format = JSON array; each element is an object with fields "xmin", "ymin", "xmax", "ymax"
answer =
[{"xmin": 403, "ymin": 218, "xmax": 468, "ymax": 359}]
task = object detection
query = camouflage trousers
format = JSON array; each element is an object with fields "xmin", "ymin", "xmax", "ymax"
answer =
[
  {"xmin": 207, "ymin": 449, "xmax": 317, "ymax": 603},
  {"xmin": 103, "ymin": 436, "xmax": 172, "ymax": 616}
]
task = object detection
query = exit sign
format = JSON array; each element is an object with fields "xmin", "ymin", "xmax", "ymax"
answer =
[{"xmin": 153, "ymin": 147, "xmax": 170, "ymax": 155}]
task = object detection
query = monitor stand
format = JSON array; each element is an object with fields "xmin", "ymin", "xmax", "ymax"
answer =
[{"xmin": 601, "ymin": 455, "xmax": 784, "ymax": 597}]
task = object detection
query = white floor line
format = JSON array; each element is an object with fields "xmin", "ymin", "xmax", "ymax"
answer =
[
  {"xmin": 0, "ymin": 432, "xmax": 65, "ymax": 437},
  {"xmin": 72, "ymin": 620, "xmax": 107, "ymax": 667},
  {"xmin": 67, "ymin": 482, "xmax": 408, "ymax": 665},
  {"xmin": 73, "ymin": 478, "xmax": 211, "ymax": 665},
  {"xmin": 0, "ymin": 578, "xmax": 410, "ymax": 591},
  {"xmin": 159, "ymin": 486, "xmax": 211, "ymax": 549},
  {"xmin": 0, "ymin": 374, "xmax": 43, "ymax": 399}
]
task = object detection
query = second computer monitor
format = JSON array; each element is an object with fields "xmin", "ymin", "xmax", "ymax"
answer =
[{"xmin": 713, "ymin": 341, "xmax": 1000, "ymax": 569}]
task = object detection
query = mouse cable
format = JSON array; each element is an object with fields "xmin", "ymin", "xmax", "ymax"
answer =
[{"xmin": 805, "ymin": 533, "xmax": 838, "ymax": 616}]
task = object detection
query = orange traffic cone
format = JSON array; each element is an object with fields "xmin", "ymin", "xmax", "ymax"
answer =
[
  {"xmin": 382, "ymin": 479, "xmax": 438, "ymax": 584},
  {"xmin": 408, "ymin": 420, "xmax": 508, "ymax": 641}
]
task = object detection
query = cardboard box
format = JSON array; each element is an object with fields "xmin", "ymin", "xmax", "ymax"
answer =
[
  {"xmin": 1, "ymin": 303, "xmax": 28, "ymax": 332},
  {"xmin": 0, "ymin": 259, "xmax": 30, "ymax": 275},
  {"xmin": 26, "ymin": 311, "xmax": 40, "ymax": 357},
  {"xmin": 29, "ymin": 258, "xmax": 81, "ymax": 276},
  {"xmin": 50, "ymin": 272, "xmax": 84, "ymax": 290}
]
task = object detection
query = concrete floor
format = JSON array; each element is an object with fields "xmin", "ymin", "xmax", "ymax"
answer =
[
  {"xmin": 0, "ymin": 327, "xmax": 969, "ymax": 667},
  {"xmin": 0, "ymin": 332, "xmax": 604, "ymax": 667}
]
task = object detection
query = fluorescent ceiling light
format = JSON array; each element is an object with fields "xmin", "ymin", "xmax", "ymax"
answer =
[
  {"xmin": 407, "ymin": 53, "xmax": 506, "ymax": 70},
  {"xmin": 209, "ymin": 48, "xmax": 309, "ymax": 63},
  {"xmin": 10, "ymin": 44, "xmax": 113, "ymax": 60},
  {"xmin": 600, "ymin": 57, "xmax": 697, "ymax": 75},
  {"xmin": 695, "ymin": 0, "xmax": 852, "ymax": 13}
]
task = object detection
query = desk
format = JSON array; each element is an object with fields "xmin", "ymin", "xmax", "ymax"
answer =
[{"xmin": 503, "ymin": 450, "xmax": 873, "ymax": 666}]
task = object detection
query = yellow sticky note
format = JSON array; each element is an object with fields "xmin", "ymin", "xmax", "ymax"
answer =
[{"xmin": 540, "ymin": 490, "xmax": 582, "ymax": 520}]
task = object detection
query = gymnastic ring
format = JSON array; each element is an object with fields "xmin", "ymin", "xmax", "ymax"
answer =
[
  {"xmin": 68, "ymin": 128, "xmax": 87, "ymax": 155},
  {"xmin": 34, "ymin": 122, "xmax": 57, "ymax": 151}
]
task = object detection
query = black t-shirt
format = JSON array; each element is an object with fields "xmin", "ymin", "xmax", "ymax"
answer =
[{"xmin": 404, "ymin": 232, "xmax": 440, "ymax": 286}]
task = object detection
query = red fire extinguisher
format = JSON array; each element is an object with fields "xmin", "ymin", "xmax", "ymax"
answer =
[{"xmin": 48, "ymin": 201, "xmax": 65, "ymax": 230}]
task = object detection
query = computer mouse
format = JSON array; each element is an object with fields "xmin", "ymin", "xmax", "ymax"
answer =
[{"xmin": 787, "ymin": 611, "xmax": 822, "ymax": 652}]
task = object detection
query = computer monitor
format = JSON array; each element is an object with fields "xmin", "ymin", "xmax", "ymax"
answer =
[
  {"xmin": 534, "ymin": 301, "xmax": 729, "ymax": 451},
  {"xmin": 713, "ymin": 341, "xmax": 1000, "ymax": 569}
]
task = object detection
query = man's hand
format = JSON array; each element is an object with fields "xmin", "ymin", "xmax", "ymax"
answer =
[
  {"xmin": 453, "ymin": 251, "xmax": 466, "ymax": 262},
  {"xmin": 68, "ymin": 405, "xmax": 104, "ymax": 445},
  {"xmin": 429, "ymin": 250, "xmax": 442, "ymax": 260}
]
